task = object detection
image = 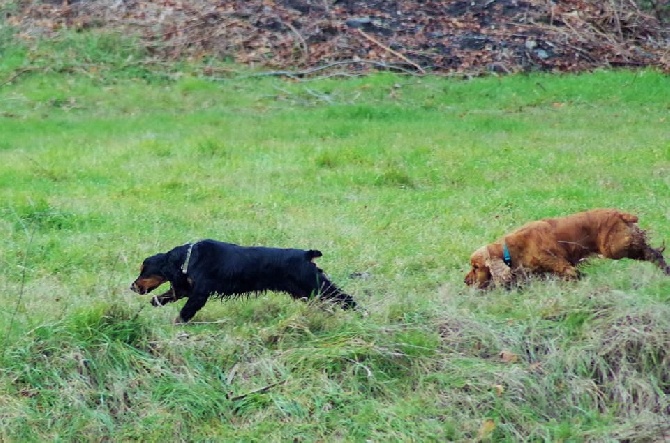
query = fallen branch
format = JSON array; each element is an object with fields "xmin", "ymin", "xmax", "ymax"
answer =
[
  {"xmin": 0, "ymin": 67, "xmax": 40, "ymax": 88},
  {"xmin": 281, "ymin": 18, "xmax": 309, "ymax": 65},
  {"xmin": 223, "ymin": 59, "xmax": 421, "ymax": 80},
  {"xmin": 355, "ymin": 28, "xmax": 426, "ymax": 74},
  {"xmin": 227, "ymin": 379, "xmax": 287, "ymax": 402},
  {"xmin": 185, "ymin": 319, "xmax": 228, "ymax": 325}
]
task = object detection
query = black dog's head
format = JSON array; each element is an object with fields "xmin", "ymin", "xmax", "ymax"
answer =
[{"xmin": 130, "ymin": 253, "xmax": 169, "ymax": 295}]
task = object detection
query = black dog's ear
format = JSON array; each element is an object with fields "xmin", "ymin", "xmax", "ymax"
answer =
[
  {"xmin": 160, "ymin": 247, "xmax": 189, "ymax": 281},
  {"xmin": 307, "ymin": 250, "xmax": 323, "ymax": 261}
]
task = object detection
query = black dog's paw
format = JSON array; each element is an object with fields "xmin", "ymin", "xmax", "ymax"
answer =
[{"xmin": 356, "ymin": 308, "xmax": 369, "ymax": 317}]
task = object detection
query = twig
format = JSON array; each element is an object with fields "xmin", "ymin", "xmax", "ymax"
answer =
[
  {"xmin": 346, "ymin": 358, "xmax": 373, "ymax": 377},
  {"xmin": 559, "ymin": 42, "xmax": 598, "ymax": 63},
  {"xmin": 609, "ymin": 0, "xmax": 624, "ymax": 41},
  {"xmin": 227, "ymin": 379, "xmax": 287, "ymax": 402},
  {"xmin": 226, "ymin": 59, "xmax": 420, "ymax": 80},
  {"xmin": 0, "ymin": 67, "xmax": 39, "ymax": 88},
  {"xmin": 355, "ymin": 28, "xmax": 426, "ymax": 74},
  {"xmin": 304, "ymin": 87, "xmax": 334, "ymax": 104},
  {"xmin": 24, "ymin": 156, "xmax": 62, "ymax": 182},
  {"xmin": 2, "ymin": 213, "xmax": 34, "ymax": 354},
  {"xmin": 226, "ymin": 363, "xmax": 239, "ymax": 385},
  {"xmin": 131, "ymin": 305, "xmax": 145, "ymax": 322},
  {"xmin": 184, "ymin": 319, "xmax": 228, "ymax": 325},
  {"xmin": 281, "ymin": 18, "xmax": 309, "ymax": 64},
  {"xmin": 299, "ymin": 71, "xmax": 363, "ymax": 81},
  {"xmin": 160, "ymin": 11, "xmax": 237, "ymax": 40}
]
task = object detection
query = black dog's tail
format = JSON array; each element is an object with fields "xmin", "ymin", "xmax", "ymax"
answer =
[
  {"xmin": 307, "ymin": 250, "xmax": 356, "ymax": 309},
  {"xmin": 307, "ymin": 250, "xmax": 323, "ymax": 262}
]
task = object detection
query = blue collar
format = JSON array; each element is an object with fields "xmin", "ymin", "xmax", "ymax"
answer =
[{"xmin": 502, "ymin": 242, "xmax": 512, "ymax": 266}]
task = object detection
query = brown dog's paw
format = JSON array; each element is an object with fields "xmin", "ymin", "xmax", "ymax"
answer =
[
  {"xmin": 174, "ymin": 315, "xmax": 186, "ymax": 324},
  {"xmin": 561, "ymin": 267, "xmax": 580, "ymax": 280}
]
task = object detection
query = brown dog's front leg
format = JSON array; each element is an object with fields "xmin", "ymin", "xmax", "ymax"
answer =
[
  {"xmin": 541, "ymin": 255, "xmax": 580, "ymax": 280},
  {"xmin": 557, "ymin": 265, "xmax": 580, "ymax": 280}
]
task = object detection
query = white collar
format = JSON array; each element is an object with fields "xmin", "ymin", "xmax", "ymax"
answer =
[{"xmin": 181, "ymin": 243, "xmax": 195, "ymax": 274}]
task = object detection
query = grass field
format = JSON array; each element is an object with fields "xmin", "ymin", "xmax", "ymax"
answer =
[{"xmin": 1, "ymin": 30, "xmax": 670, "ymax": 441}]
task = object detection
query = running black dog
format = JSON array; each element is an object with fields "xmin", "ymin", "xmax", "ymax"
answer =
[{"xmin": 130, "ymin": 239, "xmax": 356, "ymax": 323}]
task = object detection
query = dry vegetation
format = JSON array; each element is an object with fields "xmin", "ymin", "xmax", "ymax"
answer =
[{"xmin": 7, "ymin": 0, "xmax": 670, "ymax": 75}]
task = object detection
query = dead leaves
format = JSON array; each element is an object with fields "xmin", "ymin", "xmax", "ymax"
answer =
[
  {"xmin": 10, "ymin": 0, "xmax": 669, "ymax": 75},
  {"xmin": 499, "ymin": 349, "xmax": 544, "ymax": 372},
  {"xmin": 477, "ymin": 418, "xmax": 497, "ymax": 441},
  {"xmin": 499, "ymin": 350, "xmax": 520, "ymax": 364}
]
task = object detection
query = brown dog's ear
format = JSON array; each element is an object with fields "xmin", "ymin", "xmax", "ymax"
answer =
[{"xmin": 485, "ymin": 256, "xmax": 512, "ymax": 287}]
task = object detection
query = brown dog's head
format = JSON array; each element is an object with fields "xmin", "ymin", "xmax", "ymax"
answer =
[
  {"xmin": 130, "ymin": 254, "xmax": 168, "ymax": 295},
  {"xmin": 464, "ymin": 245, "xmax": 512, "ymax": 289}
]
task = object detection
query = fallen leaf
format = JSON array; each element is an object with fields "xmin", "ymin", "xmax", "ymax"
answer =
[
  {"xmin": 499, "ymin": 350, "xmax": 519, "ymax": 363},
  {"xmin": 477, "ymin": 418, "xmax": 496, "ymax": 440}
]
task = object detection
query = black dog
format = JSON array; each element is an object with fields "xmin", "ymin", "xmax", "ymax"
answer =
[{"xmin": 130, "ymin": 239, "xmax": 356, "ymax": 323}]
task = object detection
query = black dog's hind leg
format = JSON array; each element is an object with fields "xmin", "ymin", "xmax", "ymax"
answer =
[{"xmin": 317, "ymin": 273, "xmax": 356, "ymax": 309}]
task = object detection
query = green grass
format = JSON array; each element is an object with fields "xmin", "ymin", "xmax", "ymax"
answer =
[{"xmin": 1, "ymin": 31, "xmax": 670, "ymax": 440}]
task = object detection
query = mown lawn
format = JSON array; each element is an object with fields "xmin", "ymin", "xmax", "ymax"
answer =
[{"xmin": 1, "ymin": 55, "xmax": 669, "ymax": 441}]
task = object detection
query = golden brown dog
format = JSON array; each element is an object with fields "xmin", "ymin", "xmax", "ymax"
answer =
[{"xmin": 464, "ymin": 209, "xmax": 670, "ymax": 289}]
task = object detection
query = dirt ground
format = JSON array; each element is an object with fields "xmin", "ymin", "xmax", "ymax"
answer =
[{"xmin": 9, "ymin": 0, "xmax": 670, "ymax": 75}]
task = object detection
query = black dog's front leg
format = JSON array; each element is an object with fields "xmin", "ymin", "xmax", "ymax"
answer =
[
  {"xmin": 150, "ymin": 287, "xmax": 177, "ymax": 307},
  {"xmin": 150, "ymin": 285, "xmax": 189, "ymax": 307},
  {"xmin": 176, "ymin": 290, "xmax": 209, "ymax": 323}
]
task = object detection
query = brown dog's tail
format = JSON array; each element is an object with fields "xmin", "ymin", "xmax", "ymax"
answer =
[{"xmin": 645, "ymin": 242, "xmax": 670, "ymax": 275}]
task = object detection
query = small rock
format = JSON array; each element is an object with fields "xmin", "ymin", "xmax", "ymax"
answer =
[{"xmin": 345, "ymin": 17, "xmax": 372, "ymax": 28}]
